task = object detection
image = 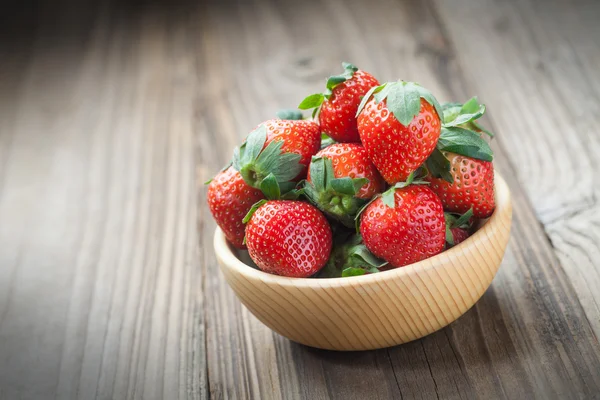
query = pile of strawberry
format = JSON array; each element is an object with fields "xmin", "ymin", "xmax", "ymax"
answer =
[{"xmin": 207, "ymin": 62, "xmax": 495, "ymax": 278}]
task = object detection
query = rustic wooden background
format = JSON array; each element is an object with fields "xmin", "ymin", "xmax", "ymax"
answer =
[{"xmin": 1, "ymin": 0, "xmax": 599, "ymax": 398}]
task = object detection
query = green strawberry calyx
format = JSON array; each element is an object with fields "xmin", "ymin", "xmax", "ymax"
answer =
[
  {"xmin": 355, "ymin": 80, "xmax": 444, "ymax": 126},
  {"xmin": 424, "ymin": 98, "xmax": 495, "ymax": 184},
  {"xmin": 232, "ymin": 124, "xmax": 304, "ymax": 192},
  {"xmin": 353, "ymin": 169, "xmax": 429, "ymax": 232},
  {"xmin": 441, "ymin": 97, "xmax": 494, "ymax": 137},
  {"xmin": 298, "ymin": 62, "xmax": 359, "ymax": 118},
  {"xmin": 318, "ymin": 234, "xmax": 388, "ymax": 278},
  {"xmin": 444, "ymin": 208, "xmax": 474, "ymax": 246},
  {"xmin": 304, "ymin": 156, "xmax": 369, "ymax": 227},
  {"xmin": 275, "ymin": 109, "xmax": 304, "ymax": 120},
  {"xmin": 241, "ymin": 185, "xmax": 305, "ymax": 238},
  {"xmin": 380, "ymin": 169, "xmax": 429, "ymax": 208}
]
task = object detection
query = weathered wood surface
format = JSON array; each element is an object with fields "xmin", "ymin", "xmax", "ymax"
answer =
[{"xmin": 0, "ymin": 0, "xmax": 599, "ymax": 398}]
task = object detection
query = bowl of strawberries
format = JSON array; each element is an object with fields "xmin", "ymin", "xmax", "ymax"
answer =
[{"xmin": 208, "ymin": 63, "xmax": 512, "ymax": 351}]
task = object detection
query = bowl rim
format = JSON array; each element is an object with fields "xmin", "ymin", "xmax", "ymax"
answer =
[{"xmin": 214, "ymin": 172, "xmax": 511, "ymax": 288}]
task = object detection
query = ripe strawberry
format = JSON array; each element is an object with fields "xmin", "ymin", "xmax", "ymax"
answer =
[
  {"xmin": 299, "ymin": 62, "xmax": 379, "ymax": 143},
  {"xmin": 359, "ymin": 183, "xmax": 446, "ymax": 268},
  {"xmin": 450, "ymin": 228, "xmax": 470, "ymax": 245},
  {"xmin": 426, "ymin": 152, "xmax": 495, "ymax": 218},
  {"xmin": 209, "ymin": 119, "xmax": 307, "ymax": 248},
  {"xmin": 244, "ymin": 200, "xmax": 333, "ymax": 278},
  {"xmin": 305, "ymin": 143, "xmax": 385, "ymax": 226},
  {"xmin": 356, "ymin": 81, "xmax": 443, "ymax": 184},
  {"xmin": 207, "ymin": 167, "xmax": 264, "ymax": 249},
  {"xmin": 261, "ymin": 119, "xmax": 321, "ymax": 179}
]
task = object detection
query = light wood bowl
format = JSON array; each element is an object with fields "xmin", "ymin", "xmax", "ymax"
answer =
[{"xmin": 214, "ymin": 173, "xmax": 512, "ymax": 351}]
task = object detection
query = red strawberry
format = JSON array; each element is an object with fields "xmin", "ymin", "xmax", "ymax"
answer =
[
  {"xmin": 232, "ymin": 122, "xmax": 308, "ymax": 191},
  {"xmin": 451, "ymin": 228, "xmax": 470, "ymax": 245},
  {"xmin": 262, "ymin": 119, "xmax": 321, "ymax": 179},
  {"xmin": 360, "ymin": 184, "xmax": 446, "ymax": 268},
  {"xmin": 310, "ymin": 143, "xmax": 385, "ymax": 199},
  {"xmin": 444, "ymin": 209, "xmax": 474, "ymax": 248},
  {"xmin": 356, "ymin": 81, "xmax": 443, "ymax": 184},
  {"xmin": 209, "ymin": 120, "xmax": 307, "ymax": 248},
  {"xmin": 426, "ymin": 152, "xmax": 495, "ymax": 218},
  {"xmin": 304, "ymin": 143, "xmax": 385, "ymax": 226},
  {"xmin": 299, "ymin": 63, "xmax": 379, "ymax": 143},
  {"xmin": 245, "ymin": 201, "xmax": 333, "ymax": 278},
  {"xmin": 207, "ymin": 167, "xmax": 264, "ymax": 249}
]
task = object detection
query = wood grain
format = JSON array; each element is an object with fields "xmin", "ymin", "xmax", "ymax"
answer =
[
  {"xmin": 0, "ymin": 0, "xmax": 599, "ymax": 398},
  {"xmin": 0, "ymin": 1, "xmax": 206, "ymax": 399}
]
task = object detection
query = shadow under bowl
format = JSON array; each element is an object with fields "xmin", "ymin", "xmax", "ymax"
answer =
[{"xmin": 214, "ymin": 173, "xmax": 512, "ymax": 351}]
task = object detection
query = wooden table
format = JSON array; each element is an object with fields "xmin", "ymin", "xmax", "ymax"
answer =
[{"xmin": 1, "ymin": 0, "xmax": 599, "ymax": 398}]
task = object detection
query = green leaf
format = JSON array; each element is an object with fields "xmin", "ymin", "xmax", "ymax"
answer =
[
  {"xmin": 373, "ymin": 82, "xmax": 392, "ymax": 104},
  {"xmin": 260, "ymin": 173, "xmax": 280, "ymax": 200},
  {"xmin": 204, "ymin": 178, "xmax": 213, "ymax": 185},
  {"xmin": 412, "ymin": 83, "xmax": 444, "ymax": 121},
  {"xmin": 425, "ymin": 148, "xmax": 454, "ymax": 184},
  {"xmin": 312, "ymin": 107, "xmax": 319, "ymax": 119},
  {"xmin": 441, "ymin": 102, "xmax": 463, "ymax": 124},
  {"xmin": 324, "ymin": 157, "xmax": 336, "ymax": 190},
  {"xmin": 348, "ymin": 245, "xmax": 387, "ymax": 269},
  {"xmin": 232, "ymin": 146, "xmax": 242, "ymax": 171},
  {"xmin": 272, "ymin": 152, "xmax": 304, "ymax": 182},
  {"xmin": 461, "ymin": 96, "xmax": 481, "ymax": 114},
  {"xmin": 278, "ymin": 181, "xmax": 297, "ymax": 195},
  {"xmin": 342, "ymin": 267, "xmax": 367, "ymax": 277},
  {"xmin": 453, "ymin": 208, "xmax": 474, "ymax": 228},
  {"xmin": 298, "ymin": 93, "xmax": 324, "ymax": 110},
  {"xmin": 242, "ymin": 199, "xmax": 268, "ymax": 223},
  {"xmin": 444, "ymin": 97, "xmax": 485, "ymax": 127},
  {"xmin": 325, "ymin": 62, "xmax": 359, "ymax": 92},
  {"xmin": 445, "ymin": 225, "xmax": 454, "ymax": 246},
  {"xmin": 326, "ymin": 75, "xmax": 347, "ymax": 91},
  {"xmin": 342, "ymin": 62, "xmax": 358, "ymax": 71},
  {"xmin": 308, "ymin": 157, "xmax": 326, "ymax": 192},
  {"xmin": 330, "ymin": 177, "xmax": 369, "ymax": 196},
  {"xmin": 281, "ymin": 187, "xmax": 305, "ymax": 200},
  {"xmin": 381, "ymin": 188, "xmax": 396, "ymax": 208},
  {"xmin": 276, "ymin": 109, "xmax": 303, "ymax": 120},
  {"xmin": 252, "ymin": 138, "xmax": 304, "ymax": 183},
  {"xmin": 438, "ymin": 127, "xmax": 494, "ymax": 161},
  {"xmin": 355, "ymin": 84, "xmax": 386, "ymax": 117},
  {"xmin": 242, "ymin": 125, "xmax": 267, "ymax": 165},
  {"xmin": 386, "ymin": 82, "xmax": 422, "ymax": 126}
]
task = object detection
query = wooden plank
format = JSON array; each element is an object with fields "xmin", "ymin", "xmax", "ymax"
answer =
[
  {"xmin": 431, "ymin": 0, "xmax": 600, "ymax": 339},
  {"xmin": 197, "ymin": 0, "xmax": 600, "ymax": 398},
  {"xmin": 0, "ymin": 2, "xmax": 206, "ymax": 399}
]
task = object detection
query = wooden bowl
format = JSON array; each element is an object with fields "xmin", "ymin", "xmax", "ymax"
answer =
[{"xmin": 214, "ymin": 173, "xmax": 512, "ymax": 351}]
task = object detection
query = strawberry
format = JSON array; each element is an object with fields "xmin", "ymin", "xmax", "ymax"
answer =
[
  {"xmin": 261, "ymin": 118, "xmax": 321, "ymax": 179},
  {"xmin": 444, "ymin": 209, "xmax": 474, "ymax": 247},
  {"xmin": 450, "ymin": 227, "xmax": 470, "ymax": 245},
  {"xmin": 207, "ymin": 167, "xmax": 265, "ymax": 249},
  {"xmin": 244, "ymin": 200, "xmax": 333, "ymax": 278},
  {"xmin": 427, "ymin": 152, "xmax": 495, "ymax": 218},
  {"xmin": 299, "ymin": 62, "xmax": 379, "ymax": 143},
  {"xmin": 359, "ymin": 178, "xmax": 446, "ymax": 268},
  {"xmin": 356, "ymin": 81, "xmax": 443, "ymax": 184},
  {"xmin": 424, "ymin": 97, "xmax": 495, "ymax": 218},
  {"xmin": 208, "ymin": 119, "xmax": 307, "ymax": 248},
  {"xmin": 305, "ymin": 143, "xmax": 385, "ymax": 226}
]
